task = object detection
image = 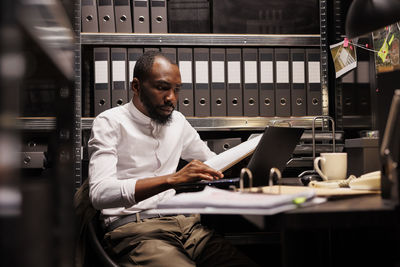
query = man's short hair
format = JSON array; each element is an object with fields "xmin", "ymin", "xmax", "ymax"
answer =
[{"xmin": 133, "ymin": 51, "xmax": 173, "ymax": 82}]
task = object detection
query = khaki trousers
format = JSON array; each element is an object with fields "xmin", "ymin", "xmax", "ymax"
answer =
[{"xmin": 104, "ymin": 214, "xmax": 258, "ymax": 267}]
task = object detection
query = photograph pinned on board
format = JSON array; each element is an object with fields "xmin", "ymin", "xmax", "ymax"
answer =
[
  {"xmin": 372, "ymin": 23, "xmax": 400, "ymax": 74},
  {"xmin": 330, "ymin": 40, "xmax": 357, "ymax": 78}
]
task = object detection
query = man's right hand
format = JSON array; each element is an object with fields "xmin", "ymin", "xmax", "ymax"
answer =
[
  {"xmin": 167, "ymin": 160, "xmax": 224, "ymax": 186},
  {"xmin": 135, "ymin": 160, "xmax": 223, "ymax": 203}
]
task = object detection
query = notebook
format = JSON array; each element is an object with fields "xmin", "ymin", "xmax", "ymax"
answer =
[{"xmin": 177, "ymin": 126, "xmax": 304, "ymax": 192}]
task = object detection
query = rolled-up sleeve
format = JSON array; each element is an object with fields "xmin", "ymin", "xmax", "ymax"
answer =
[{"xmin": 88, "ymin": 115, "xmax": 136, "ymax": 210}]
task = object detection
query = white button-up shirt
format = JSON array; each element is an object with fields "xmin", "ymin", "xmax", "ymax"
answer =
[{"xmin": 88, "ymin": 101, "xmax": 215, "ymax": 224}]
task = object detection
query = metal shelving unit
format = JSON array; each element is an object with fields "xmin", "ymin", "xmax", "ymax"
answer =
[
  {"xmin": 74, "ymin": 0, "xmax": 83, "ymax": 188},
  {"xmin": 81, "ymin": 33, "xmax": 321, "ymax": 46},
  {"xmin": 74, "ymin": 0, "xmax": 331, "ymax": 185},
  {"xmin": 319, "ymin": 0, "xmax": 330, "ymax": 117},
  {"xmin": 11, "ymin": 0, "xmax": 76, "ymax": 266}
]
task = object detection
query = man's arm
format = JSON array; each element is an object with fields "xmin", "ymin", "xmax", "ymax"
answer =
[
  {"xmin": 135, "ymin": 160, "xmax": 223, "ymax": 203},
  {"xmin": 89, "ymin": 110, "xmax": 224, "ymax": 209},
  {"xmin": 89, "ymin": 115, "xmax": 223, "ymax": 209}
]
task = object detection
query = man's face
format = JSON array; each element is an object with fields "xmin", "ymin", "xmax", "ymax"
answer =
[{"xmin": 135, "ymin": 57, "xmax": 181, "ymax": 125}]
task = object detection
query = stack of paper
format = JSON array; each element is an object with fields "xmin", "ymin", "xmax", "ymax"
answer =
[{"xmin": 155, "ymin": 186, "xmax": 316, "ymax": 215}]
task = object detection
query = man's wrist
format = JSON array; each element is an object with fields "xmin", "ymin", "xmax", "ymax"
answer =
[{"xmin": 166, "ymin": 174, "xmax": 178, "ymax": 189}]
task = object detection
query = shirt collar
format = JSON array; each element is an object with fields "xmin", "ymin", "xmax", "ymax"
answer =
[
  {"xmin": 127, "ymin": 100, "xmax": 152, "ymax": 126},
  {"xmin": 126, "ymin": 101, "xmax": 173, "ymax": 133}
]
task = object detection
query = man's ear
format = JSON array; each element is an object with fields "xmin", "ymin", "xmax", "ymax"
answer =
[{"xmin": 132, "ymin": 77, "xmax": 140, "ymax": 95}]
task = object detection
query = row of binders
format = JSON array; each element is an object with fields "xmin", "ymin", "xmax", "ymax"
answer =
[
  {"xmin": 93, "ymin": 47, "xmax": 322, "ymax": 117},
  {"xmin": 82, "ymin": 0, "xmax": 167, "ymax": 33}
]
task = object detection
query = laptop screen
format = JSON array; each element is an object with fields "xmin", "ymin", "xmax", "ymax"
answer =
[
  {"xmin": 176, "ymin": 126, "xmax": 304, "ymax": 192},
  {"xmin": 247, "ymin": 126, "xmax": 304, "ymax": 187}
]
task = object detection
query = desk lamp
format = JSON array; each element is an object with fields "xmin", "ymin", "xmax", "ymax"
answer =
[
  {"xmin": 345, "ymin": 0, "xmax": 400, "ymax": 39},
  {"xmin": 346, "ymin": 0, "xmax": 400, "ymax": 205}
]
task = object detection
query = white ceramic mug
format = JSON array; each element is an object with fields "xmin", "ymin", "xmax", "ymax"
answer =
[{"xmin": 313, "ymin": 152, "xmax": 347, "ymax": 181}]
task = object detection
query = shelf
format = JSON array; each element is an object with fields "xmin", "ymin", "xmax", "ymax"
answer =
[
  {"xmin": 82, "ymin": 116, "xmax": 323, "ymax": 131},
  {"xmin": 80, "ymin": 33, "xmax": 321, "ymax": 47},
  {"xmin": 17, "ymin": 117, "xmax": 56, "ymax": 131},
  {"xmin": 17, "ymin": 116, "xmax": 326, "ymax": 131},
  {"xmin": 342, "ymin": 115, "xmax": 372, "ymax": 129},
  {"xmin": 18, "ymin": 0, "xmax": 74, "ymax": 79}
]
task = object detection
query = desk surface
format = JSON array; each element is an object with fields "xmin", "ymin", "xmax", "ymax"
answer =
[
  {"xmin": 288, "ymin": 194, "xmax": 392, "ymax": 213},
  {"xmin": 280, "ymin": 195, "xmax": 399, "ymax": 229},
  {"xmin": 199, "ymin": 195, "xmax": 399, "ymax": 230}
]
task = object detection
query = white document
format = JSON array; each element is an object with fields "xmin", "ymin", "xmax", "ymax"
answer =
[
  {"xmin": 204, "ymin": 134, "xmax": 262, "ymax": 172},
  {"xmin": 157, "ymin": 186, "xmax": 315, "ymax": 209}
]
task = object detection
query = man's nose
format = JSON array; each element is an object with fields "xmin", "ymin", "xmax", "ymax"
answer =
[{"xmin": 165, "ymin": 89, "xmax": 177, "ymax": 102}]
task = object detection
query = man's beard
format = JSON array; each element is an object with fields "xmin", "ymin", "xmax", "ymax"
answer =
[{"xmin": 140, "ymin": 87, "xmax": 175, "ymax": 125}]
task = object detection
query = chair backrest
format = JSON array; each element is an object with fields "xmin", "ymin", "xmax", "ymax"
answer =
[
  {"xmin": 87, "ymin": 217, "xmax": 119, "ymax": 267},
  {"xmin": 74, "ymin": 179, "xmax": 119, "ymax": 267}
]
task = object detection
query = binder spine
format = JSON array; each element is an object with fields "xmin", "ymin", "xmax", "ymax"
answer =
[
  {"xmin": 97, "ymin": 0, "xmax": 116, "ymax": 32},
  {"xmin": 114, "ymin": 0, "xmax": 133, "ymax": 33},
  {"xmin": 111, "ymin": 48, "xmax": 128, "ymax": 107},
  {"xmin": 127, "ymin": 48, "xmax": 144, "ymax": 101},
  {"xmin": 144, "ymin": 47, "xmax": 160, "ymax": 52},
  {"xmin": 306, "ymin": 49, "xmax": 322, "ymax": 115},
  {"xmin": 210, "ymin": 48, "xmax": 227, "ymax": 116},
  {"xmin": 259, "ymin": 48, "xmax": 275, "ymax": 117},
  {"xmin": 94, "ymin": 47, "xmax": 111, "ymax": 115},
  {"xmin": 178, "ymin": 48, "xmax": 194, "ymax": 116},
  {"xmin": 194, "ymin": 48, "xmax": 210, "ymax": 117},
  {"xmin": 275, "ymin": 48, "xmax": 291, "ymax": 117},
  {"xmin": 226, "ymin": 48, "xmax": 243, "ymax": 116},
  {"xmin": 160, "ymin": 47, "xmax": 177, "ymax": 64},
  {"xmin": 243, "ymin": 48, "xmax": 259, "ymax": 116},
  {"xmin": 290, "ymin": 48, "xmax": 306, "ymax": 116},
  {"xmin": 132, "ymin": 0, "xmax": 150, "ymax": 33},
  {"xmin": 150, "ymin": 0, "xmax": 168, "ymax": 33},
  {"xmin": 81, "ymin": 0, "xmax": 99, "ymax": 32}
]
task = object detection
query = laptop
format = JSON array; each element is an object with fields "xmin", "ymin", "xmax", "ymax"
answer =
[{"xmin": 176, "ymin": 126, "xmax": 304, "ymax": 192}]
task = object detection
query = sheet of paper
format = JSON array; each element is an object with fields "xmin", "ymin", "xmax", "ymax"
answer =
[
  {"xmin": 204, "ymin": 134, "xmax": 262, "ymax": 172},
  {"xmin": 157, "ymin": 186, "xmax": 315, "ymax": 209}
]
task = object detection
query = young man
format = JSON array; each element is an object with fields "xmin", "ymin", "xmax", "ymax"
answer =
[{"xmin": 88, "ymin": 51, "xmax": 257, "ymax": 266}]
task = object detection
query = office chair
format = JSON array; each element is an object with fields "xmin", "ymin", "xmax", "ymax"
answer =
[{"xmin": 87, "ymin": 215, "xmax": 119, "ymax": 267}]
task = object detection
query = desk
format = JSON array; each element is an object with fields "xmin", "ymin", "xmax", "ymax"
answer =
[
  {"xmin": 202, "ymin": 195, "xmax": 400, "ymax": 267},
  {"xmin": 280, "ymin": 195, "xmax": 400, "ymax": 267}
]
